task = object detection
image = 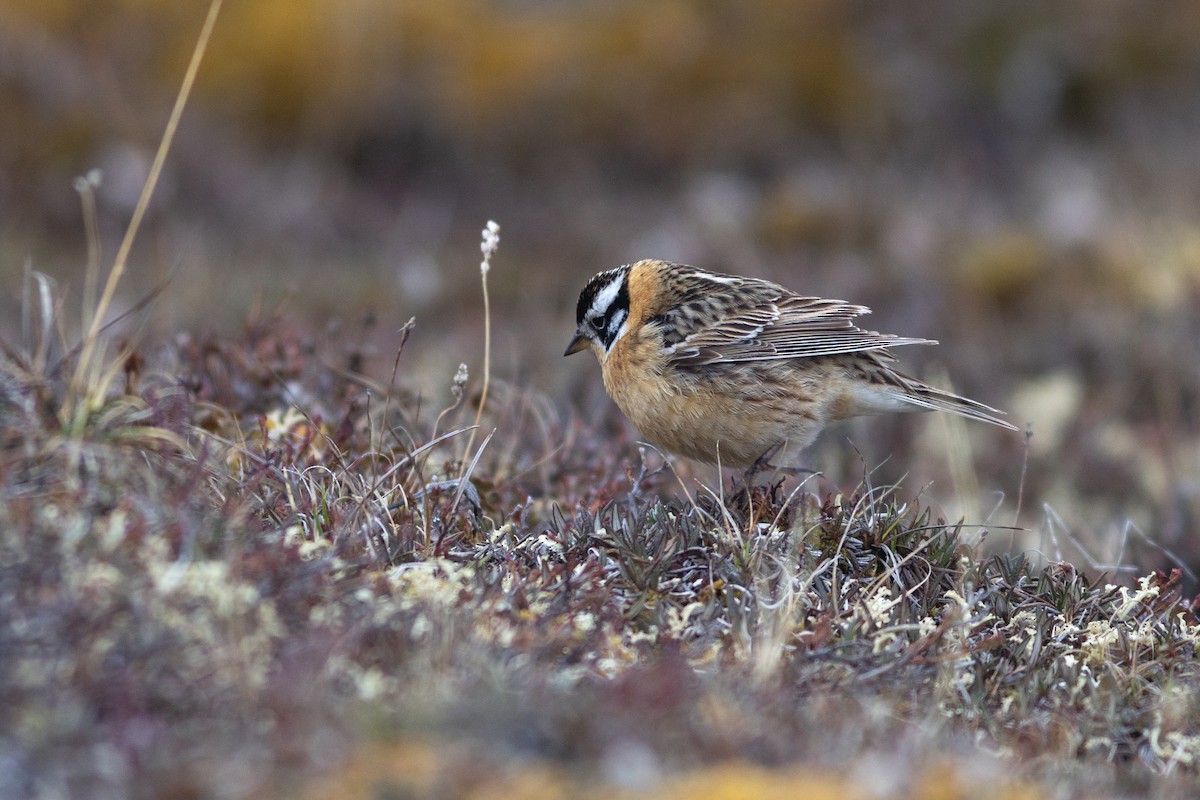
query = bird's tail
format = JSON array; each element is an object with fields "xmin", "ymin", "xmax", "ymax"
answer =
[
  {"xmin": 896, "ymin": 384, "xmax": 1018, "ymax": 431},
  {"xmin": 852, "ymin": 369, "xmax": 1018, "ymax": 430}
]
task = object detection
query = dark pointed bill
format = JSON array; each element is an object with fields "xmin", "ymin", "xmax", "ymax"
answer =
[{"xmin": 563, "ymin": 331, "xmax": 590, "ymax": 356}]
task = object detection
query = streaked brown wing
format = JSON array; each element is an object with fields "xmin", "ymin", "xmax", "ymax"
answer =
[{"xmin": 667, "ymin": 292, "xmax": 935, "ymax": 367}]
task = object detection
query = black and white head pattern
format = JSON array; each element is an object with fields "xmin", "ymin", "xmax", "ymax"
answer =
[{"xmin": 575, "ymin": 265, "xmax": 631, "ymax": 354}]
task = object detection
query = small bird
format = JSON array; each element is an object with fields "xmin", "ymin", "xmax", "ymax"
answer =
[{"xmin": 565, "ymin": 259, "xmax": 1016, "ymax": 468}]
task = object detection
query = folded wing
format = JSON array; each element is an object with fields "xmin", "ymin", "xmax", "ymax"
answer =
[{"xmin": 667, "ymin": 289, "xmax": 935, "ymax": 367}]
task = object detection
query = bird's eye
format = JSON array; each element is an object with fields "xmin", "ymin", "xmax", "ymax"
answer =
[{"xmin": 588, "ymin": 314, "xmax": 604, "ymax": 328}]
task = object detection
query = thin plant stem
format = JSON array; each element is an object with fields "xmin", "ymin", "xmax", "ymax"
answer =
[
  {"xmin": 462, "ymin": 220, "xmax": 500, "ymax": 474},
  {"xmin": 69, "ymin": 0, "xmax": 223, "ymax": 421}
]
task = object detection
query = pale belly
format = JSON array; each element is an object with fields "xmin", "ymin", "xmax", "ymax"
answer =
[{"xmin": 603, "ymin": 368, "xmax": 824, "ymax": 467}]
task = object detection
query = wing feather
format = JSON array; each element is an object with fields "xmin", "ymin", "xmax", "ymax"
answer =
[{"xmin": 666, "ymin": 287, "xmax": 935, "ymax": 367}]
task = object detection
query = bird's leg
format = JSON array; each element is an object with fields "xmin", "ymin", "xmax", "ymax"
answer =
[
  {"xmin": 727, "ymin": 443, "xmax": 806, "ymax": 498},
  {"xmin": 759, "ymin": 462, "xmax": 817, "ymax": 479},
  {"xmin": 748, "ymin": 442, "xmax": 785, "ymax": 478},
  {"xmin": 745, "ymin": 442, "xmax": 816, "ymax": 481}
]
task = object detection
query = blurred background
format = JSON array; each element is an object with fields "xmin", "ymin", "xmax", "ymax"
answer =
[{"xmin": 2, "ymin": 0, "xmax": 1198, "ymax": 573}]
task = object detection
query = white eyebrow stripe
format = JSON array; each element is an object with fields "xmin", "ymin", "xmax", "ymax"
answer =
[{"xmin": 590, "ymin": 273, "xmax": 625, "ymax": 317}]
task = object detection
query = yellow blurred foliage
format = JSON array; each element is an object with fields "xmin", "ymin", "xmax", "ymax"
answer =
[
  {"xmin": 5, "ymin": 0, "xmax": 865, "ymax": 151},
  {"xmin": 957, "ymin": 231, "xmax": 1047, "ymax": 304},
  {"xmin": 305, "ymin": 739, "xmax": 1043, "ymax": 800}
]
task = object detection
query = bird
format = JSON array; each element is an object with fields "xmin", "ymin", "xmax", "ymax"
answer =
[{"xmin": 564, "ymin": 259, "xmax": 1017, "ymax": 469}]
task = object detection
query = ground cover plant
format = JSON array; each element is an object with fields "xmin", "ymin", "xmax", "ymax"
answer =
[
  {"xmin": 3, "ymin": 234, "xmax": 1200, "ymax": 798},
  {"xmin": 5, "ymin": 2, "xmax": 1200, "ymax": 798}
]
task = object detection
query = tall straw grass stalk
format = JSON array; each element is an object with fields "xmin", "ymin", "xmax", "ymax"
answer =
[{"xmin": 67, "ymin": 0, "xmax": 224, "ymax": 425}]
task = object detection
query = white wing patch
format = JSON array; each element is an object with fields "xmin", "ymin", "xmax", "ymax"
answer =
[{"xmin": 686, "ymin": 271, "xmax": 740, "ymax": 286}]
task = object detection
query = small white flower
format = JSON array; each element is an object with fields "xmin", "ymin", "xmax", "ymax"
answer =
[
  {"xmin": 74, "ymin": 169, "xmax": 104, "ymax": 193},
  {"xmin": 452, "ymin": 363, "xmax": 469, "ymax": 398},
  {"xmin": 480, "ymin": 219, "xmax": 501, "ymax": 274}
]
